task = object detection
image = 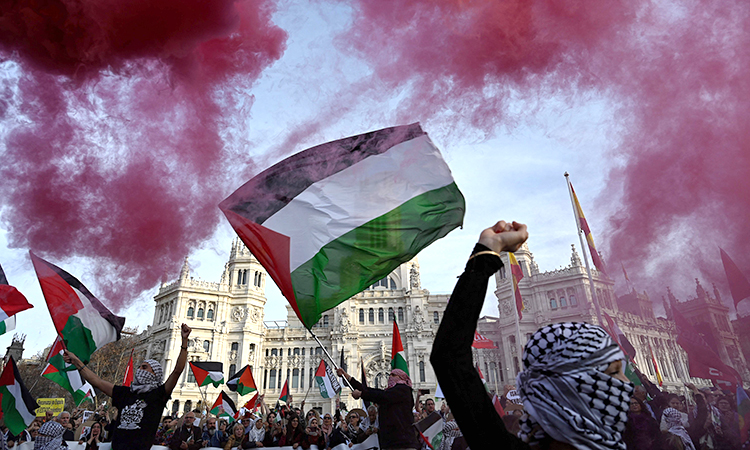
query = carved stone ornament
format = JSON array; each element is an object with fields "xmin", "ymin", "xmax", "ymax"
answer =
[
  {"xmin": 338, "ymin": 311, "xmax": 350, "ymax": 333},
  {"xmin": 413, "ymin": 306, "xmax": 424, "ymax": 331},
  {"xmin": 501, "ymin": 300, "xmax": 513, "ymax": 316},
  {"xmin": 231, "ymin": 306, "xmax": 246, "ymax": 322},
  {"xmin": 367, "ymin": 359, "xmax": 392, "ymax": 390},
  {"xmin": 229, "ymin": 350, "xmax": 237, "ymax": 362},
  {"xmin": 250, "ymin": 307, "xmax": 260, "ymax": 323},
  {"xmin": 410, "ymin": 264, "xmax": 421, "ymax": 289}
]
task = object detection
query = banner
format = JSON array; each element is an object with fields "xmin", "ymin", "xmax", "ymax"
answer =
[{"xmin": 35, "ymin": 397, "xmax": 65, "ymax": 416}]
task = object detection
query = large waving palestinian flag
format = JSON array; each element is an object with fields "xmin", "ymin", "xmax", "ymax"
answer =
[
  {"xmin": 391, "ymin": 320, "xmax": 408, "ymax": 375},
  {"xmin": 0, "ymin": 262, "xmax": 33, "ymax": 322},
  {"xmin": 226, "ymin": 365, "xmax": 257, "ymax": 396},
  {"xmin": 30, "ymin": 253, "xmax": 125, "ymax": 364},
  {"xmin": 189, "ymin": 361, "xmax": 224, "ymax": 387},
  {"xmin": 42, "ymin": 336, "xmax": 96, "ymax": 405},
  {"xmin": 220, "ymin": 123, "xmax": 465, "ymax": 329},
  {"xmin": 210, "ymin": 391, "xmax": 237, "ymax": 421},
  {"xmin": 314, "ymin": 359, "xmax": 341, "ymax": 399},
  {"xmin": 0, "ymin": 357, "xmax": 39, "ymax": 435}
]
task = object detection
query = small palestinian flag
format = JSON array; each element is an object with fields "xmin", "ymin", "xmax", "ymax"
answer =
[
  {"xmin": 210, "ymin": 391, "xmax": 237, "ymax": 421},
  {"xmin": 314, "ymin": 359, "xmax": 341, "ymax": 399},
  {"xmin": 414, "ymin": 411, "xmax": 444, "ymax": 450},
  {"xmin": 0, "ymin": 262, "xmax": 33, "ymax": 322},
  {"xmin": 41, "ymin": 336, "xmax": 94, "ymax": 405},
  {"xmin": 243, "ymin": 394, "xmax": 259, "ymax": 412},
  {"xmin": 189, "ymin": 361, "xmax": 224, "ymax": 387},
  {"xmin": 30, "ymin": 253, "xmax": 125, "ymax": 364},
  {"xmin": 0, "ymin": 356, "xmax": 39, "ymax": 435},
  {"xmin": 391, "ymin": 320, "xmax": 408, "ymax": 375},
  {"xmin": 123, "ymin": 349, "xmax": 134, "ymax": 387},
  {"xmin": 476, "ymin": 364, "xmax": 489, "ymax": 393},
  {"xmin": 220, "ymin": 123, "xmax": 465, "ymax": 329},
  {"xmin": 279, "ymin": 379, "xmax": 289, "ymax": 404},
  {"xmin": 0, "ymin": 315, "xmax": 16, "ymax": 336},
  {"xmin": 227, "ymin": 365, "xmax": 257, "ymax": 396}
]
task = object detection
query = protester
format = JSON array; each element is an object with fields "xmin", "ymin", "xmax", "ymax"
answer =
[
  {"xmin": 55, "ymin": 412, "xmax": 74, "ymax": 442},
  {"xmin": 423, "ymin": 399, "xmax": 436, "ymax": 418},
  {"xmin": 34, "ymin": 419, "xmax": 65, "ymax": 450},
  {"xmin": 223, "ymin": 424, "xmax": 249, "ymax": 450},
  {"xmin": 168, "ymin": 412, "xmax": 203, "ymax": 450},
  {"xmin": 338, "ymin": 367, "xmax": 419, "ymax": 450},
  {"xmin": 360, "ymin": 405, "xmax": 379, "ymax": 436},
  {"xmin": 633, "ymin": 385, "xmax": 658, "ymax": 419},
  {"xmin": 261, "ymin": 415, "xmax": 282, "ymax": 447},
  {"xmin": 278, "ymin": 415, "xmax": 306, "ymax": 448},
  {"xmin": 623, "ymin": 396, "xmax": 659, "ymax": 450},
  {"xmin": 5, "ymin": 425, "xmax": 32, "ymax": 447},
  {"xmin": 64, "ymin": 323, "xmax": 192, "ymax": 449},
  {"xmin": 80, "ymin": 422, "xmax": 104, "ymax": 450},
  {"xmin": 439, "ymin": 414, "xmax": 463, "ymax": 450},
  {"xmin": 330, "ymin": 411, "xmax": 366, "ymax": 446},
  {"xmin": 320, "ymin": 413, "xmax": 335, "ymax": 448},
  {"xmin": 661, "ymin": 394, "xmax": 689, "ymax": 431},
  {"xmin": 717, "ymin": 396, "xmax": 741, "ymax": 450},
  {"xmin": 246, "ymin": 416, "xmax": 265, "ymax": 447},
  {"xmin": 662, "ymin": 407, "xmax": 697, "ymax": 450},
  {"xmin": 154, "ymin": 416, "xmax": 176, "ymax": 445},
  {"xmin": 304, "ymin": 416, "xmax": 324, "ymax": 447},
  {"xmin": 202, "ymin": 417, "xmax": 226, "ymax": 447}
]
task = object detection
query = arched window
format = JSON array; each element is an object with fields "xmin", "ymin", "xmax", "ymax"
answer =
[
  {"xmin": 271, "ymin": 349, "xmax": 278, "ymax": 356},
  {"xmin": 359, "ymin": 309, "xmax": 365, "ymax": 324},
  {"xmin": 203, "ymin": 340, "xmax": 210, "ymax": 353},
  {"xmin": 269, "ymin": 369, "xmax": 277, "ymax": 389},
  {"xmin": 378, "ymin": 308, "xmax": 384, "ymax": 323},
  {"xmin": 207, "ymin": 308, "xmax": 214, "ymax": 320},
  {"xmin": 388, "ymin": 308, "xmax": 394, "ymax": 322},
  {"xmin": 550, "ymin": 298, "xmax": 558, "ymax": 309},
  {"xmin": 293, "ymin": 348, "xmax": 300, "ymax": 355},
  {"xmin": 288, "ymin": 348, "xmax": 292, "ymax": 357},
  {"xmin": 292, "ymin": 368, "xmax": 300, "ymax": 388},
  {"xmin": 187, "ymin": 369, "xmax": 195, "ymax": 383},
  {"xmin": 323, "ymin": 315, "xmax": 329, "ymax": 328},
  {"xmin": 231, "ymin": 342, "xmax": 239, "ymax": 352},
  {"xmin": 197, "ymin": 308, "xmax": 204, "ymax": 319},
  {"xmin": 369, "ymin": 308, "xmax": 375, "ymax": 323},
  {"xmin": 229, "ymin": 364, "xmax": 236, "ymax": 378},
  {"xmin": 389, "ymin": 277, "xmax": 396, "ymax": 289},
  {"xmin": 560, "ymin": 297, "xmax": 567, "ymax": 308},
  {"xmin": 187, "ymin": 306, "xmax": 194, "ymax": 319},
  {"xmin": 263, "ymin": 370, "xmax": 268, "ymax": 389},
  {"xmin": 398, "ymin": 307, "xmax": 404, "ymax": 322},
  {"xmin": 301, "ymin": 368, "xmax": 305, "ymax": 389},
  {"xmin": 434, "ymin": 312, "xmax": 439, "ymax": 324},
  {"xmin": 172, "ymin": 400, "xmax": 180, "ymax": 415},
  {"xmin": 285, "ymin": 369, "xmax": 290, "ymax": 388},
  {"xmin": 419, "ymin": 361, "xmax": 426, "ymax": 382},
  {"xmin": 570, "ymin": 294, "xmax": 578, "ymax": 307}
]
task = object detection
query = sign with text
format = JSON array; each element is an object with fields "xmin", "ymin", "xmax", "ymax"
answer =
[{"xmin": 35, "ymin": 398, "xmax": 66, "ymax": 417}]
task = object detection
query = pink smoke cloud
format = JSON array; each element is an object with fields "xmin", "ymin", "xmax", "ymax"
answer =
[{"xmin": 0, "ymin": 0, "xmax": 287, "ymax": 309}]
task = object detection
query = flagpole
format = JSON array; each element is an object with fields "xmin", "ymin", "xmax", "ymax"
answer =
[
  {"xmin": 307, "ymin": 328, "xmax": 354, "ymax": 390},
  {"xmin": 302, "ymin": 379, "xmax": 315, "ymax": 403},
  {"xmin": 510, "ymin": 253, "xmax": 524, "ymax": 375},
  {"xmin": 564, "ymin": 172, "xmax": 605, "ymax": 328},
  {"xmin": 198, "ymin": 384, "xmax": 211, "ymax": 417}
]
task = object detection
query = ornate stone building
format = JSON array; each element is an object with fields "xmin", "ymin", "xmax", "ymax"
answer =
[{"xmin": 136, "ymin": 239, "xmax": 448, "ymax": 416}]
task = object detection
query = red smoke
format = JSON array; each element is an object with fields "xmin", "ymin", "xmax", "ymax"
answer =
[
  {"xmin": 0, "ymin": 0, "xmax": 286, "ymax": 308},
  {"xmin": 340, "ymin": 0, "xmax": 750, "ymax": 307}
]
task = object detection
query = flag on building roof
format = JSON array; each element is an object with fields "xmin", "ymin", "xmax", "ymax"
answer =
[
  {"xmin": 602, "ymin": 312, "xmax": 637, "ymax": 360},
  {"xmin": 41, "ymin": 336, "xmax": 96, "ymax": 406},
  {"xmin": 0, "ymin": 315, "xmax": 16, "ymax": 336},
  {"xmin": 391, "ymin": 320, "xmax": 408, "ymax": 375},
  {"xmin": 737, "ymin": 387, "xmax": 750, "ymax": 444},
  {"xmin": 0, "ymin": 262, "xmax": 33, "ymax": 323},
  {"xmin": 227, "ymin": 365, "xmax": 257, "ymax": 396},
  {"xmin": 314, "ymin": 359, "xmax": 341, "ymax": 399},
  {"xmin": 508, "ymin": 252, "xmax": 524, "ymax": 319},
  {"xmin": 0, "ymin": 356, "xmax": 39, "ymax": 435},
  {"xmin": 569, "ymin": 182, "xmax": 607, "ymax": 274},
  {"xmin": 279, "ymin": 379, "xmax": 289, "ymax": 404},
  {"xmin": 648, "ymin": 344, "xmax": 663, "ymax": 386},
  {"xmin": 30, "ymin": 253, "xmax": 124, "ymax": 364},
  {"xmin": 472, "ymin": 330, "xmax": 497, "ymax": 349},
  {"xmin": 219, "ymin": 123, "xmax": 465, "ymax": 329},
  {"xmin": 414, "ymin": 411, "xmax": 444, "ymax": 450},
  {"xmin": 210, "ymin": 391, "xmax": 237, "ymax": 421},
  {"xmin": 122, "ymin": 349, "xmax": 134, "ymax": 387},
  {"xmin": 720, "ymin": 248, "xmax": 750, "ymax": 308},
  {"xmin": 189, "ymin": 362, "xmax": 224, "ymax": 388}
]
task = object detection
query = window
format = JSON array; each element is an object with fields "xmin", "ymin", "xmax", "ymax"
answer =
[
  {"xmin": 388, "ymin": 308, "xmax": 394, "ymax": 322},
  {"xmin": 188, "ymin": 369, "xmax": 196, "ymax": 383},
  {"xmin": 285, "ymin": 369, "xmax": 290, "ymax": 388},
  {"xmin": 254, "ymin": 271, "xmax": 262, "ymax": 287},
  {"xmin": 434, "ymin": 312, "xmax": 439, "ymax": 324},
  {"xmin": 323, "ymin": 315, "xmax": 329, "ymax": 328},
  {"xmin": 172, "ymin": 400, "xmax": 180, "ymax": 415},
  {"xmin": 269, "ymin": 369, "xmax": 276, "ymax": 389},
  {"xmin": 419, "ymin": 361, "xmax": 426, "ymax": 382},
  {"xmin": 390, "ymin": 278, "xmax": 396, "ymax": 289},
  {"xmin": 293, "ymin": 348, "xmax": 300, "ymax": 355},
  {"xmin": 231, "ymin": 342, "xmax": 239, "ymax": 352},
  {"xmin": 229, "ymin": 364, "xmax": 236, "ymax": 378},
  {"xmin": 369, "ymin": 308, "xmax": 375, "ymax": 323},
  {"xmin": 187, "ymin": 307, "xmax": 194, "ymax": 318},
  {"xmin": 398, "ymin": 307, "xmax": 404, "ymax": 322},
  {"xmin": 197, "ymin": 308, "xmax": 204, "ymax": 319},
  {"xmin": 378, "ymin": 308, "xmax": 384, "ymax": 323},
  {"xmin": 300, "ymin": 348, "xmax": 304, "ymax": 356},
  {"xmin": 550, "ymin": 298, "xmax": 558, "ymax": 309},
  {"xmin": 570, "ymin": 294, "xmax": 578, "ymax": 307},
  {"xmin": 207, "ymin": 308, "xmax": 214, "ymax": 320},
  {"xmin": 292, "ymin": 369, "xmax": 299, "ymax": 388},
  {"xmin": 369, "ymin": 277, "xmax": 393, "ymax": 289},
  {"xmin": 203, "ymin": 340, "xmax": 210, "ymax": 353},
  {"xmin": 264, "ymin": 370, "xmax": 268, "ymax": 389},
  {"xmin": 184, "ymin": 400, "xmax": 192, "ymax": 413},
  {"xmin": 288, "ymin": 348, "xmax": 291, "ymax": 357},
  {"xmin": 359, "ymin": 309, "xmax": 365, "ymax": 324},
  {"xmin": 250, "ymin": 343, "xmax": 256, "ymax": 353},
  {"xmin": 271, "ymin": 349, "xmax": 278, "ymax": 356},
  {"xmin": 301, "ymin": 368, "xmax": 305, "ymax": 389},
  {"xmin": 560, "ymin": 297, "xmax": 567, "ymax": 308}
]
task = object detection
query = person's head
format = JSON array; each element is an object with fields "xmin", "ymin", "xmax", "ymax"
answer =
[
  {"xmin": 182, "ymin": 412, "xmax": 195, "ymax": 427},
  {"xmin": 45, "ymin": 410, "xmax": 53, "ymax": 421},
  {"xmin": 267, "ymin": 412, "xmax": 276, "ymax": 424},
  {"xmin": 634, "ymin": 385, "xmax": 648, "ymax": 401},
  {"xmin": 308, "ymin": 417, "xmax": 318, "ymax": 429},
  {"xmin": 413, "ymin": 411, "xmax": 421, "ymax": 422},
  {"xmin": 254, "ymin": 417, "xmax": 264, "ymax": 429},
  {"xmin": 667, "ymin": 394, "xmax": 682, "ymax": 411},
  {"xmin": 56, "ymin": 411, "xmax": 70, "ymax": 426},
  {"xmin": 367, "ymin": 405, "xmax": 378, "ymax": 424},
  {"xmin": 241, "ymin": 417, "xmax": 251, "ymax": 428},
  {"xmin": 717, "ymin": 397, "xmax": 733, "ymax": 413},
  {"xmin": 322, "ymin": 413, "xmax": 333, "ymax": 428},
  {"xmin": 133, "ymin": 359, "xmax": 164, "ymax": 392},
  {"xmin": 90, "ymin": 422, "xmax": 101, "ymax": 435},
  {"xmin": 387, "ymin": 369, "xmax": 412, "ymax": 389},
  {"xmin": 162, "ymin": 416, "xmax": 172, "ymax": 425},
  {"xmin": 206, "ymin": 418, "xmax": 216, "ymax": 430},
  {"xmin": 347, "ymin": 412, "xmax": 360, "ymax": 427},
  {"xmin": 219, "ymin": 419, "xmax": 227, "ymax": 431},
  {"xmin": 701, "ymin": 387, "xmax": 718, "ymax": 405},
  {"xmin": 517, "ymin": 322, "xmax": 634, "ymax": 449},
  {"xmin": 233, "ymin": 423, "xmax": 245, "ymax": 438},
  {"xmin": 629, "ymin": 397, "xmax": 645, "ymax": 414},
  {"xmin": 663, "ymin": 408, "xmax": 683, "ymax": 428},
  {"xmin": 425, "ymin": 398, "xmax": 436, "ymax": 413},
  {"xmin": 290, "ymin": 415, "xmax": 300, "ymax": 429}
]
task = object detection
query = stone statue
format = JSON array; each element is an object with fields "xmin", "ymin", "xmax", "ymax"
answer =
[{"xmin": 410, "ymin": 264, "xmax": 421, "ymax": 289}]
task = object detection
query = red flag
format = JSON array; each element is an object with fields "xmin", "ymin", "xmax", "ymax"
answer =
[
  {"xmin": 508, "ymin": 253, "xmax": 524, "ymax": 319},
  {"xmin": 570, "ymin": 183, "xmax": 607, "ymax": 274},
  {"xmin": 0, "ymin": 262, "xmax": 33, "ymax": 321},
  {"xmin": 122, "ymin": 349, "xmax": 134, "ymax": 387},
  {"xmin": 720, "ymin": 248, "xmax": 750, "ymax": 308},
  {"xmin": 648, "ymin": 344, "xmax": 663, "ymax": 386},
  {"xmin": 492, "ymin": 393, "xmax": 505, "ymax": 417},
  {"xmin": 602, "ymin": 312, "xmax": 637, "ymax": 360},
  {"xmin": 472, "ymin": 331, "xmax": 497, "ymax": 349},
  {"xmin": 279, "ymin": 379, "xmax": 289, "ymax": 404},
  {"xmin": 243, "ymin": 394, "xmax": 258, "ymax": 412}
]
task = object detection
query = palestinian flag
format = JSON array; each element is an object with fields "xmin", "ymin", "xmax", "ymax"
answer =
[
  {"xmin": 492, "ymin": 393, "xmax": 505, "ymax": 417},
  {"xmin": 279, "ymin": 379, "xmax": 289, "ymax": 404},
  {"xmin": 0, "ymin": 356, "xmax": 39, "ymax": 435},
  {"xmin": 624, "ymin": 361, "xmax": 642, "ymax": 386},
  {"xmin": 41, "ymin": 336, "xmax": 95, "ymax": 405},
  {"xmin": 30, "ymin": 253, "xmax": 125, "ymax": 364},
  {"xmin": 476, "ymin": 364, "xmax": 490, "ymax": 393},
  {"xmin": 0, "ymin": 315, "xmax": 16, "ymax": 336},
  {"xmin": 189, "ymin": 362, "xmax": 224, "ymax": 387},
  {"xmin": 0, "ymin": 262, "xmax": 33, "ymax": 322},
  {"xmin": 220, "ymin": 123, "xmax": 465, "ymax": 329},
  {"xmin": 414, "ymin": 411, "xmax": 444, "ymax": 450},
  {"xmin": 314, "ymin": 359, "xmax": 341, "ymax": 399},
  {"xmin": 391, "ymin": 320, "xmax": 408, "ymax": 375},
  {"xmin": 227, "ymin": 365, "xmax": 257, "ymax": 396},
  {"xmin": 210, "ymin": 391, "xmax": 237, "ymax": 421},
  {"xmin": 243, "ymin": 395, "xmax": 259, "ymax": 412},
  {"xmin": 122, "ymin": 349, "xmax": 134, "ymax": 387}
]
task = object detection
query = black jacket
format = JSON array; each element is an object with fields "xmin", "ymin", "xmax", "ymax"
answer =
[{"xmin": 348, "ymin": 378, "xmax": 419, "ymax": 449}]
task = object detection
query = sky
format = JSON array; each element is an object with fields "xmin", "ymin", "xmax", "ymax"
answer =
[{"xmin": 2, "ymin": 0, "xmax": 749, "ymax": 357}]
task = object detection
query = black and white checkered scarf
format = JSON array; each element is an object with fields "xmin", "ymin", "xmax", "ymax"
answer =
[
  {"xmin": 132, "ymin": 359, "xmax": 164, "ymax": 393},
  {"xmin": 517, "ymin": 322, "xmax": 634, "ymax": 450}
]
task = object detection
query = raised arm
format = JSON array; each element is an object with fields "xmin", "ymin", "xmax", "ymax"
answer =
[
  {"xmin": 164, "ymin": 323, "xmax": 192, "ymax": 395},
  {"xmin": 64, "ymin": 350, "xmax": 115, "ymax": 397}
]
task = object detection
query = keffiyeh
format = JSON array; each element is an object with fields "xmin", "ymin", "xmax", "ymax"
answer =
[
  {"xmin": 387, "ymin": 369, "xmax": 412, "ymax": 388},
  {"xmin": 132, "ymin": 359, "xmax": 164, "ymax": 393},
  {"xmin": 663, "ymin": 408, "xmax": 696, "ymax": 450},
  {"xmin": 34, "ymin": 421, "xmax": 65, "ymax": 450},
  {"xmin": 517, "ymin": 322, "xmax": 634, "ymax": 450}
]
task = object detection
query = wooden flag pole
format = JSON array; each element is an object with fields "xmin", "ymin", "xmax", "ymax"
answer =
[
  {"xmin": 198, "ymin": 383, "xmax": 211, "ymax": 417},
  {"xmin": 308, "ymin": 328, "xmax": 354, "ymax": 390},
  {"xmin": 302, "ymin": 379, "xmax": 315, "ymax": 404}
]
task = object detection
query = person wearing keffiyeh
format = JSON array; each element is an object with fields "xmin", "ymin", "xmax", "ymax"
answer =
[
  {"xmin": 33, "ymin": 421, "xmax": 65, "ymax": 450},
  {"xmin": 662, "ymin": 407, "xmax": 697, "ymax": 450}
]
